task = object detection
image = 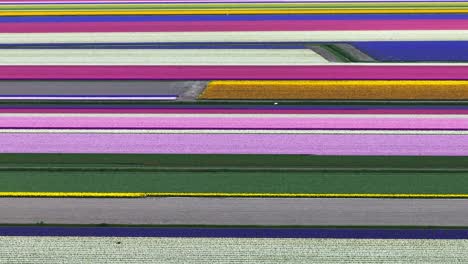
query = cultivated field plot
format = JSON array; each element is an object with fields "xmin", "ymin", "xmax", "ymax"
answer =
[{"xmin": 0, "ymin": 236, "xmax": 467, "ymax": 264}]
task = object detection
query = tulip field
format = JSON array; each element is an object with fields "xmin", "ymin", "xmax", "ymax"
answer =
[{"xmin": 1, "ymin": 0, "xmax": 468, "ymax": 262}]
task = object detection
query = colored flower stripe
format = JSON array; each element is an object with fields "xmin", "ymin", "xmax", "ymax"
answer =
[
  {"xmin": 4, "ymin": 115, "xmax": 468, "ymax": 129},
  {"xmin": 4, "ymin": 129, "xmax": 468, "ymax": 134},
  {"xmin": 2, "ymin": 66, "xmax": 468, "ymax": 79},
  {"xmin": 1, "ymin": 236, "xmax": 466, "ymax": 263},
  {"xmin": 0, "ymin": 192, "xmax": 144, "ymax": 197},
  {"xmin": 0, "ymin": 96, "xmax": 176, "ymax": 100},
  {"xmin": 201, "ymin": 80, "xmax": 468, "ymax": 100},
  {"xmin": 3, "ymin": 105, "xmax": 468, "ymax": 111},
  {"xmin": 0, "ymin": 133, "xmax": 467, "ymax": 155},
  {"xmin": 0, "ymin": 227, "xmax": 467, "ymax": 239},
  {"xmin": 2, "ymin": 9, "xmax": 468, "ymax": 16},
  {"xmin": 2, "ymin": 20, "xmax": 468, "ymax": 33},
  {"xmin": 3, "ymin": 31, "xmax": 468, "ymax": 44},
  {"xmin": 354, "ymin": 41, "xmax": 468, "ymax": 62},
  {"xmin": 0, "ymin": 43, "xmax": 309, "ymax": 49},
  {"xmin": 1, "ymin": 0, "xmax": 466, "ymax": 2},
  {"xmin": 0, "ymin": 49, "xmax": 328, "ymax": 65},
  {"xmin": 4, "ymin": 14, "xmax": 468, "ymax": 23},
  {"xmin": 0, "ymin": 236, "xmax": 466, "ymax": 263},
  {"xmin": 0, "ymin": 192, "xmax": 467, "ymax": 198},
  {"xmin": 3, "ymin": 108, "xmax": 468, "ymax": 115},
  {"xmin": 2, "ymin": 2, "xmax": 468, "ymax": 10},
  {"xmin": 2, "ymin": 0, "xmax": 464, "ymax": 2}
]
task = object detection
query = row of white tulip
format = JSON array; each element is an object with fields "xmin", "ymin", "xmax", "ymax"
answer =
[{"xmin": 0, "ymin": 236, "xmax": 467, "ymax": 263}]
